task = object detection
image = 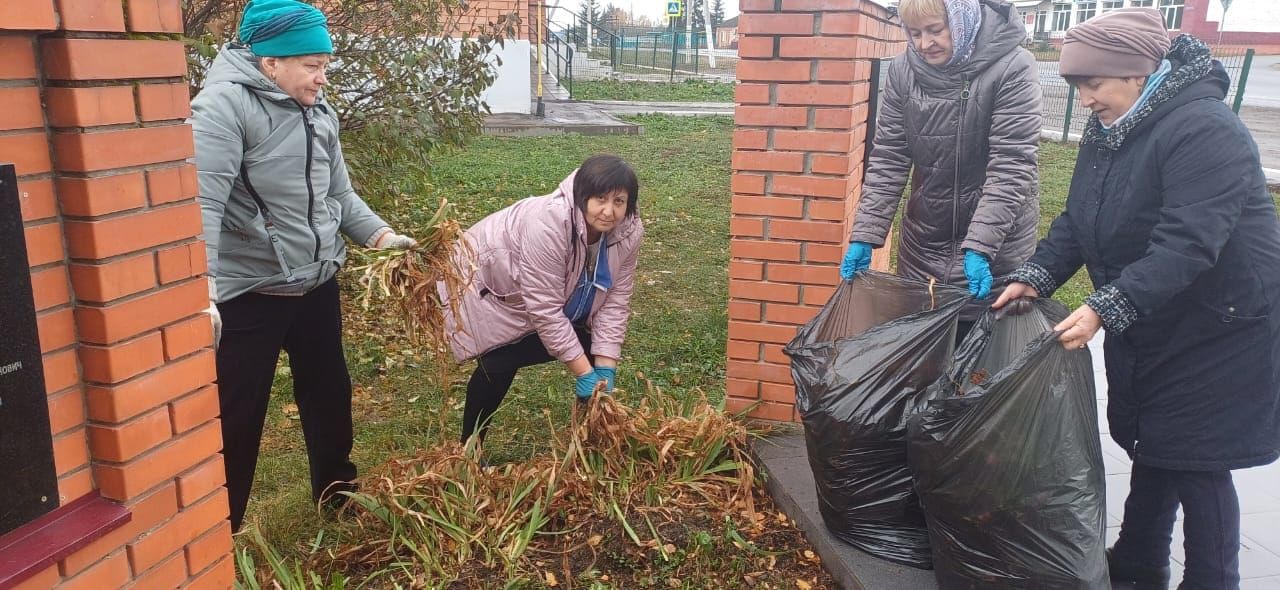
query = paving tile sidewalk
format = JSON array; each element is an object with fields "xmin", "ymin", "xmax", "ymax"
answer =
[{"xmin": 755, "ymin": 332, "xmax": 1280, "ymax": 589}]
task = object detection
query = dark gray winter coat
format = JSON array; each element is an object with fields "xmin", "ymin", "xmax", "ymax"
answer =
[
  {"xmin": 850, "ymin": 0, "xmax": 1041, "ymax": 314},
  {"xmin": 1013, "ymin": 36, "xmax": 1280, "ymax": 471}
]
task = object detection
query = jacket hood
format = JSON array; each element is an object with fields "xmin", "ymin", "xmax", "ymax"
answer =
[
  {"xmin": 909, "ymin": 0, "xmax": 1027, "ymax": 86},
  {"xmin": 555, "ymin": 168, "xmax": 642, "ymax": 247},
  {"xmin": 204, "ymin": 43, "xmax": 296, "ymax": 102}
]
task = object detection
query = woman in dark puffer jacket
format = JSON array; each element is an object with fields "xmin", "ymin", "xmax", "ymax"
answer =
[{"xmin": 996, "ymin": 9, "xmax": 1280, "ymax": 589}]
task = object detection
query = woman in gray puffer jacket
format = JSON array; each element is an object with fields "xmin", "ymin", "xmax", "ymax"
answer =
[
  {"xmin": 841, "ymin": 0, "xmax": 1042, "ymax": 327},
  {"xmin": 191, "ymin": 0, "xmax": 416, "ymax": 532}
]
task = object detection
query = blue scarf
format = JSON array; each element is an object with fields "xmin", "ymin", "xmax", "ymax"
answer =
[
  {"xmin": 1102, "ymin": 59, "xmax": 1173, "ymax": 131},
  {"xmin": 564, "ymin": 236, "xmax": 612, "ymax": 323}
]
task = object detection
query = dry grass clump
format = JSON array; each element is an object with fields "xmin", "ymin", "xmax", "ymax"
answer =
[
  {"xmin": 349, "ymin": 199, "xmax": 471, "ymax": 362},
  {"xmin": 237, "ymin": 383, "xmax": 797, "ymax": 589},
  {"xmin": 324, "ymin": 386, "xmax": 756, "ymax": 587}
]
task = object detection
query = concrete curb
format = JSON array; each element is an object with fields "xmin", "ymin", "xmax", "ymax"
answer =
[{"xmin": 752, "ymin": 429, "xmax": 939, "ymax": 590}]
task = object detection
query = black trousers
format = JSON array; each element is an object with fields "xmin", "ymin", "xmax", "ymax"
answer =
[
  {"xmin": 461, "ymin": 326, "xmax": 593, "ymax": 443},
  {"xmin": 1113, "ymin": 463, "xmax": 1241, "ymax": 589},
  {"xmin": 214, "ymin": 278, "xmax": 357, "ymax": 532}
]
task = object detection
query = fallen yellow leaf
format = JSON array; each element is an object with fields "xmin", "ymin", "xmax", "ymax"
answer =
[
  {"xmin": 544, "ymin": 571, "xmax": 558, "ymax": 587},
  {"xmin": 796, "ymin": 580, "xmax": 813, "ymax": 590}
]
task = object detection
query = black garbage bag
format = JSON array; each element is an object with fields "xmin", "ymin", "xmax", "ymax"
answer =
[
  {"xmin": 784, "ymin": 271, "xmax": 969, "ymax": 569},
  {"xmin": 907, "ymin": 299, "xmax": 1108, "ymax": 589}
]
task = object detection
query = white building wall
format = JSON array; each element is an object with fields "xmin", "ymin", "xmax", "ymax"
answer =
[
  {"xmin": 1205, "ymin": 0, "xmax": 1280, "ymax": 34},
  {"xmin": 478, "ymin": 40, "xmax": 532, "ymax": 114}
]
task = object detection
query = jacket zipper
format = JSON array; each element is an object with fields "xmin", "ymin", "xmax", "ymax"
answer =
[
  {"xmin": 1091, "ymin": 148, "xmax": 1113, "ymax": 279},
  {"xmin": 297, "ymin": 101, "xmax": 322, "ymax": 263},
  {"xmin": 946, "ymin": 79, "xmax": 972, "ymax": 284}
]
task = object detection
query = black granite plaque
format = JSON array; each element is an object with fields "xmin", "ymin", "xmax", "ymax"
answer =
[{"xmin": 0, "ymin": 164, "xmax": 60, "ymax": 537}]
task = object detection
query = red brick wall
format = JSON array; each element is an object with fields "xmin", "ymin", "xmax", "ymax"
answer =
[
  {"xmin": 2, "ymin": 1, "xmax": 233, "ymax": 588},
  {"xmin": 454, "ymin": 0, "xmax": 528, "ymax": 39},
  {"xmin": 726, "ymin": 0, "xmax": 904, "ymax": 423}
]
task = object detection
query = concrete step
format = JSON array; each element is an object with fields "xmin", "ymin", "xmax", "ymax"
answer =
[{"xmin": 482, "ymin": 100, "xmax": 640, "ymax": 137}]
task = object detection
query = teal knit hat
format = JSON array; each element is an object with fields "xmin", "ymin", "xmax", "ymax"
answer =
[{"xmin": 238, "ymin": 0, "xmax": 333, "ymax": 57}]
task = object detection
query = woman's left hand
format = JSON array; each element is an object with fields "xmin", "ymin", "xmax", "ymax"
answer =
[
  {"xmin": 367, "ymin": 227, "xmax": 418, "ymax": 250},
  {"xmin": 1054, "ymin": 304, "xmax": 1102, "ymax": 350}
]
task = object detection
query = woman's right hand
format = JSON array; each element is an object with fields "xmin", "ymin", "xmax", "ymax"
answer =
[
  {"xmin": 840, "ymin": 242, "xmax": 874, "ymax": 280},
  {"xmin": 992, "ymin": 281, "xmax": 1039, "ymax": 309},
  {"xmin": 575, "ymin": 371, "xmax": 601, "ymax": 400}
]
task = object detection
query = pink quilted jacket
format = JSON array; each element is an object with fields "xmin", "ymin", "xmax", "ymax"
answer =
[{"xmin": 439, "ymin": 171, "xmax": 644, "ymax": 363}]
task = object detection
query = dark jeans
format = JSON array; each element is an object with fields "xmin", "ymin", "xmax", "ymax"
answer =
[
  {"xmin": 214, "ymin": 278, "xmax": 357, "ymax": 532},
  {"xmin": 1113, "ymin": 463, "xmax": 1241, "ymax": 589},
  {"xmin": 462, "ymin": 326, "xmax": 593, "ymax": 443}
]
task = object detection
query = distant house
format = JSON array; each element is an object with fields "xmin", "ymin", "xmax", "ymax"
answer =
[
  {"xmin": 1015, "ymin": 0, "xmax": 1280, "ymax": 46},
  {"xmin": 716, "ymin": 16, "xmax": 739, "ymax": 49}
]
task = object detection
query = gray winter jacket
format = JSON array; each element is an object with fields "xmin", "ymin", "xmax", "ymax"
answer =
[
  {"xmin": 850, "ymin": 0, "xmax": 1041, "ymax": 310},
  {"xmin": 192, "ymin": 44, "xmax": 389, "ymax": 303}
]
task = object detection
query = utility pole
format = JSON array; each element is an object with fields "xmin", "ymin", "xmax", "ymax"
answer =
[
  {"xmin": 1217, "ymin": 0, "xmax": 1233, "ymax": 48},
  {"xmin": 537, "ymin": 0, "xmax": 545, "ymax": 117},
  {"xmin": 702, "ymin": 0, "xmax": 715, "ymax": 68}
]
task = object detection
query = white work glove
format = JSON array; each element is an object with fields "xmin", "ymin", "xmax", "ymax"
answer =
[
  {"xmin": 207, "ymin": 278, "xmax": 222, "ymax": 349},
  {"xmin": 366, "ymin": 227, "xmax": 417, "ymax": 250}
]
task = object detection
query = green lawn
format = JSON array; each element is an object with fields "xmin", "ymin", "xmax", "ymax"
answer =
[
  {"xmin": 244, "ymin": 114, "xmax": 734, "ymax": 552},
  {"xmin": 241, "ymin": 115, "xmax": 1280, "ymax": 581},
  {"xmin": 1037, "ymin": 141, "xmax": 1093, "ymax": 309},
  {"xmin": 239, "ymin": 122, "xmax": 1087, "ymax": 541},
  {"xmin": 570, "ymin": 79, "xmax": 735, "ymax": 102}
]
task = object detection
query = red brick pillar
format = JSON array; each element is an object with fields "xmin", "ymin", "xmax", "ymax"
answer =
[
  {"xmin": 2, "ymin": 1, "xmax": 234, "ymax": 588},
  {"xmin": 726, "ymin": 0, "xmax": 904, "ymax": 422}
]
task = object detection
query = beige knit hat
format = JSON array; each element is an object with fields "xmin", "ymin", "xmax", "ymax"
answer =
[{"xmin": 1060, "ymin": 8, "xmax": 1171, "ymax": 78}]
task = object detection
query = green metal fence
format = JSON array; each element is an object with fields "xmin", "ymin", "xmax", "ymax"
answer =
[
  {"xmin": 540, "ymin": 9, "xmax": 736, "ymax": 98},
  {"xmin": 1034, "ymin": 46, "xmax": 1255, "ymax": 140}
]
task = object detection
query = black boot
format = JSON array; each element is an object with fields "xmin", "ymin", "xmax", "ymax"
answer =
[
  {"xmin": 318, "ymin": 480, "xmax": 359, "ymax": 519},
  {"xmin": 1108, "ymin": 547, "xmax": 1172, "ymax": 590}
]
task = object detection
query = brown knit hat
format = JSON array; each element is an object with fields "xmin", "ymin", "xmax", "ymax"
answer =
[{"xmin": 1060, "ymin": 8, "xmax": 1171, "ymax": 78}]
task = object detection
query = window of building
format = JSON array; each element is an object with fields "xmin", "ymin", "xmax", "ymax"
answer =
[
  {"xmin": 1077, "ymin": 1, "xmax": 1098, "ymax": 22},
  {"xmin": 1102, "ymin": 0, "xmax": 1124, "ymax": 12},
  {"xmin": 1052, "ymin": 3, "xmax": 1072, "ymax": 30},
  {"xmin": 1159, "ymin": 0, "xmax": 1184, "ymax": 29},
  {"xmin": 1036, "ymin": 10, "xmax": 1049, "ymax": 33},
  {"xmin": 1130, "ymin": 0, "xmax": 1154, "ymax": 6}
]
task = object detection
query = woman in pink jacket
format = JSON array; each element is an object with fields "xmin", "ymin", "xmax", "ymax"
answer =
[{"xmin": 441, "ymin": 154, "xmax": 645, "ymax": 442}]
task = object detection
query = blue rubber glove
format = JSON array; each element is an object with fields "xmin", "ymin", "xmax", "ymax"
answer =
[
  {"xmin": 963, "ymin": 249, "xmax": 993, "ymax": 299},
  {"xmin": 840, "ymin": 242, "xmax": 874, "ymax": 280},
  {"xmin": 594, "ymin": 366, "xmax": 617, "ymax": 394},
  {"xmin": 575, "ymin": 372, "xmax": 600, "ymax": 400}
]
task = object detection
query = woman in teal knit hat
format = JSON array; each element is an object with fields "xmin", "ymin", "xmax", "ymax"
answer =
[{"xmin": 191, "ymin": 0, "xmax": 416, "ymax": 532}]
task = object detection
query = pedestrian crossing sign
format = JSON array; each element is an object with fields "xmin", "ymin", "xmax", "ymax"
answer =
[{"xmin": 666, "ymin": 0, "xmax": 682, "ymax": 17}]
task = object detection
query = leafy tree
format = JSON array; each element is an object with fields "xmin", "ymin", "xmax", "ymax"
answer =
[
  {"xmin": 184, "ymin": 0, "xmax": 520, "ymax": 164},
  {"xmin": 712, "ymin": 0, "xmax": 725, "ymax": 27}
]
